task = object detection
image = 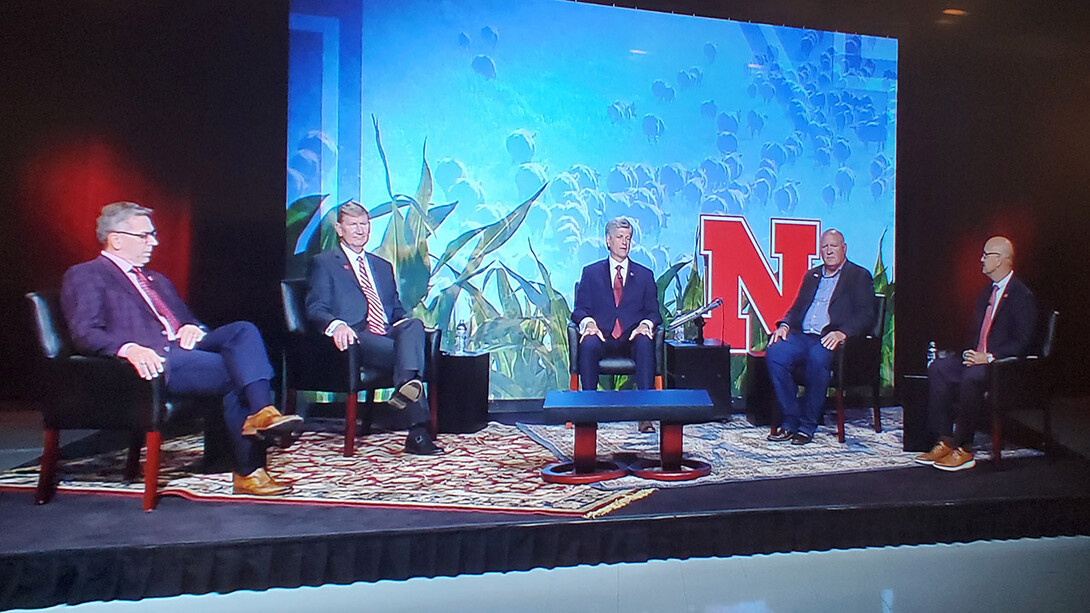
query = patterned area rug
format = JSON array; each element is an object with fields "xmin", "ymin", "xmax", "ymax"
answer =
[
  {"xmin": 519, "ymin": 408, "xmax": 1042, "ymax": 490},
  {"xmin": 0, "ymin": 423, "xmax": 651, "ymax": 517}
]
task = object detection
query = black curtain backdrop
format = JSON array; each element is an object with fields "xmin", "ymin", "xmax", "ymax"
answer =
[{"xmin": 1, "ymin": 0, "xmax": 1088, "ymax": 402}]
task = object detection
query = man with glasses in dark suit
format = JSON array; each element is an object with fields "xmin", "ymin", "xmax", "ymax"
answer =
[
  {"xmin": 61, "ymin": 201, "xmax": 301, "ymax": 495},
  {"xmin": 915, "ymin": 236, "xmax": 1037, "ymax": 471}
]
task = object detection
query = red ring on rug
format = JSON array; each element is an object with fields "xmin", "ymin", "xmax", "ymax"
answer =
[
  {"xmin": 541, "ymin": 460, "xmax": 628, "ymax": 484},
  {"xmin": 629, "ymin": 458, "xmax": 711, "ymax": 481}
]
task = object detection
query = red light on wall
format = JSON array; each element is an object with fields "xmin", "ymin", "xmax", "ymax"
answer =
[{"xmin": 17, "ymin": 135, "xmax": 193, "ymax": 298}]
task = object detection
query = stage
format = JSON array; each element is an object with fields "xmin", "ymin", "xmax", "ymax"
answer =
[{"xmin": 2, "ymin": 410, "xmax": 1090, "ymax": 610}]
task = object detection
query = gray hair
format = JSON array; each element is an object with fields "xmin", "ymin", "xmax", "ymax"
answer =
[
  {"xmin": 337, "ymin": 201, "xmax": 369, "ymax": 222},
  {"xmin": 605, "ymin": 216, "xmax": 632, "ymax": 237},
  {"xmin": 96, "ymin": 201, "xmax": 153, "ymax": 244}
]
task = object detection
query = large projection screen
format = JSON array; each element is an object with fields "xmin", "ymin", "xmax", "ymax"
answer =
[{"xmin": 287, "ymin": 0, "xmax": 897, "ymax": 400}]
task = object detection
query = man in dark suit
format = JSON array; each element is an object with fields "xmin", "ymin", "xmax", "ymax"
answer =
[
  {"xmin": 915, "ymin": 236, "xmax": 1037, "ymax": 471},
  {"xmin": 765, "ymin": 229, "xmax": 877, "ymax": 445},
  {"xmin": 305, "ymin": 202, "xmax": 442, "ymax": 455},
  {"xmin": 60, "ymin": 201, "xmax": 302, "ymax": 496},
  {"xmin": 572, "ymin": 217, "xmax": 662, "ymax": 430}
]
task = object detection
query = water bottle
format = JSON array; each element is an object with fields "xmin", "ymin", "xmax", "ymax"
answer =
[
  {"xmin": 454, "ymin": 320, "xmax": 468, "ymax": 355},
  {"xmin": 926, "ymin": 341, "xmax": 937, "ymax": 367}
]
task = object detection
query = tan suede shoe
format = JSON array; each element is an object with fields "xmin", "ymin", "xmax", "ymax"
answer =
[
  {"xmin": 934, "ymin": 448, "xmax": 976, "ymax": 472},
  {"xmin": 914, "ymin": 441, "xmax": 954, "ymax": 466},
  {"xmin": 241, "ymin": 406, "xmax": 303, "ymax": 438},
  {"xmin": 233, "ymin": 468, "xmax": 292, "ymax": 496}
]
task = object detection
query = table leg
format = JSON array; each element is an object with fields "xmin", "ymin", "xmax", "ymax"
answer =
[
  {"xmin": 573, "ymin": 423, "xmax": 598, "ymax": 473},
  {"xmin": 541, "ymin": 422, "xmax": 628, "ymax": 484},
  {"xmin": 631, "ymin": 422, "xmax": 711, "ymax": 481}
]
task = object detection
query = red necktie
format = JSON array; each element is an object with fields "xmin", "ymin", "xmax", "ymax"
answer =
[
  {"xmin": 612, "ymin": 264, "xmax": 623, "ymax": 339},
  {"xmin": 132, "ymin": 267, "xmax": 183, "ymax": 333},
  {"xmin": 356, "ymin": 256, "xmax": 388, "ymax": 335},
  {"xmin": 975, "ymin": 284, "xmax": 1000, "ymax": 352}
]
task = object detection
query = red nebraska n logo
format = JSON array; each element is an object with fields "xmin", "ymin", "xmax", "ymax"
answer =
[{"xmin": 700, "ymin": 215, "xmax": 820, "ymax": 353}]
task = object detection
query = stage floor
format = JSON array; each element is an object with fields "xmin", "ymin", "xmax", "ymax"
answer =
[{"xmin": 2, "ymin": 407, "xmax": 1090, "ymax": 609}]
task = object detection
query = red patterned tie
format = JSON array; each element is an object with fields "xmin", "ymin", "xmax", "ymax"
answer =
[
  {"xmin": 611, "ymin": 264, "xmax": 623, "ymax": 339},
  {"xmin": 975, "ymin": 284, "xmax": 1000, "ymax": 352},
  {"xmin": 356, "ymin": 256, "xmax": 388, "ymax": 335},
  {"xmin": 132, "ymin": 267, "xmax": 183, "ymax": 333}
]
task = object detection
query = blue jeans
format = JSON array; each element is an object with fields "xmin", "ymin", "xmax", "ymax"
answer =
[{"xmin": 765, "ymin": 333, "xmax": 834, "ymax": 437}]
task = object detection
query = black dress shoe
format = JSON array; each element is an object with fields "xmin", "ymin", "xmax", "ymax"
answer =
[
  {"xmin": 767, "ymin": 428, "xmax": 794, "ymax": 442},
  {"xmin": 388, "ymin": 379, "xmax": 424, "ymax": 410},
  {"xmin": 404, "ymin": 428, "xmax": 444, "ymax": 456},
  {"xmin": 790, "ymin": 432, "xmax": 813, "ymax": 445}
]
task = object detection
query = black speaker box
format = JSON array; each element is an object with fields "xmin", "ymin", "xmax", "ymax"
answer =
[{"xmin": 665, "ymin": 339, "xmax": 733, "ymax": 415}]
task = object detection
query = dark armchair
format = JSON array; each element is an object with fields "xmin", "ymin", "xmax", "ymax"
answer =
[
  {"xmin": 986, "ymin": 310, "xmax": 1059, "ymax": 469},
  {"xmin": 828, "ymin": 293, "xmax": 888, "ymax": 442},
  {"xmin": 26, "ymin": 291, "xmax": 228, "ymax": 512},
  {"xmin": 280, "ymin": 279, "xmax": 441, "ymax": 456}
]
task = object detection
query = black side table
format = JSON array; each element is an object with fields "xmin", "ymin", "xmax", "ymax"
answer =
[
  {"xmin": 744, "ymin": 350, "xmax": 774, "ymax": 427},
  {"xmin": 665, "ymin": 339, "xmax": 732, "ymax": 416},
  {"xmin": 435, "ymin": 351, "xmax": 490, "ymax": 434},
  {"xmin": 900, "ymin": 374, "xmax": 933, "ymax": 451}
]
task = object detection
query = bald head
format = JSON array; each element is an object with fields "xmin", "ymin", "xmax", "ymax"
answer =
[
  {"xmin": 819, "ymin": 228, "xmax": 847, "ymax": 272},
  {"xmin": 981, "ymin": 236, "xmax": 1014, "ymax": 281}
]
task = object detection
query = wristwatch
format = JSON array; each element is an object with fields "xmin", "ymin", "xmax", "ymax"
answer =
[{"xmin": 986, "ymin": 353, "xmax": 995, "ymax": 363}]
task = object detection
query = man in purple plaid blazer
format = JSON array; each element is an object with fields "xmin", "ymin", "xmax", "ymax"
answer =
[{"xmin": 60, "ymin": 201, "xmax": 301, "ymax": 496}]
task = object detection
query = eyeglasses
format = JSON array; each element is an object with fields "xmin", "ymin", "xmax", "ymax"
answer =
[
  {"xmin": 112, "ymin": 230, "xmax": 158, "ymax": 241},
  {"xmin": 981, "ymin": 251, "xmax": 1002, "ymax": 258}
]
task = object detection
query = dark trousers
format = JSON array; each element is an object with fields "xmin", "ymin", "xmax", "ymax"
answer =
[
  {"xmin": 766, "ymin": 333, "xmax": 834, "ymax": 437},
  {"xmin": 926, "ymin": 355, "xmax": 987, "ymax": 449},
  {"xmin": 164, "ymin": 321, "xmax": 274, "ymax": 475},
  {"xmin": 578, "ymin": 333, "xmax": 655, "ymax": 391},
  {"xmin": 351, "ymin": 318, "xmax": 429, "ymax": 427}
]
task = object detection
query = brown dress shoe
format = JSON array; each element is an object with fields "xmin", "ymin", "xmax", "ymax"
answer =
[
  {"xmin": 241, "ymin": 406, "xmax": 303, "ymax": 439},
  {"xmin": 914, "ymin": 441, "xmax": 954, "ymax": 466},
  {"xmin": 934, "ymin": 447, "xmax": 976, "ymax": 472},
  {"xmin": 233, "ymin": 468, "xmax": 292, "ymax": 496}
]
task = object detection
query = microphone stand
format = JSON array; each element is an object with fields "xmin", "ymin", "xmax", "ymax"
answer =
[
  {"xmin": 692, "ymin": 317, "xmax": 708, "ymax": 345},
  {"xmin": 668, "ymin": 298, "xmax": 723, "ymax": 346}
]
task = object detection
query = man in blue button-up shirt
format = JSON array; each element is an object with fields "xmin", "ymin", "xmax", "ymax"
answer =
[{"xmin": 765, "ymin": 229, "xmax": 877, "ymax": 445}]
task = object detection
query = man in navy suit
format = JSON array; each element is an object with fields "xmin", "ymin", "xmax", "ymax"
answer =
[
  {"xmin": 305, "ymin": 202, "xmax": 442, "ymax": 455},
  {"xmin": 915, "ymin": 236, "xmax": 1037, "ymax": 471},
  {"xmin": 60, "ymin": 202, "xmax": 301, "ymax": 496},
  {"xmin": 765, "ymin": 229, "xmax": 877, "ymax": 445},
  {"xmin": 571, "ymin": 217, "xmax": 662, "ymax": 422}
]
